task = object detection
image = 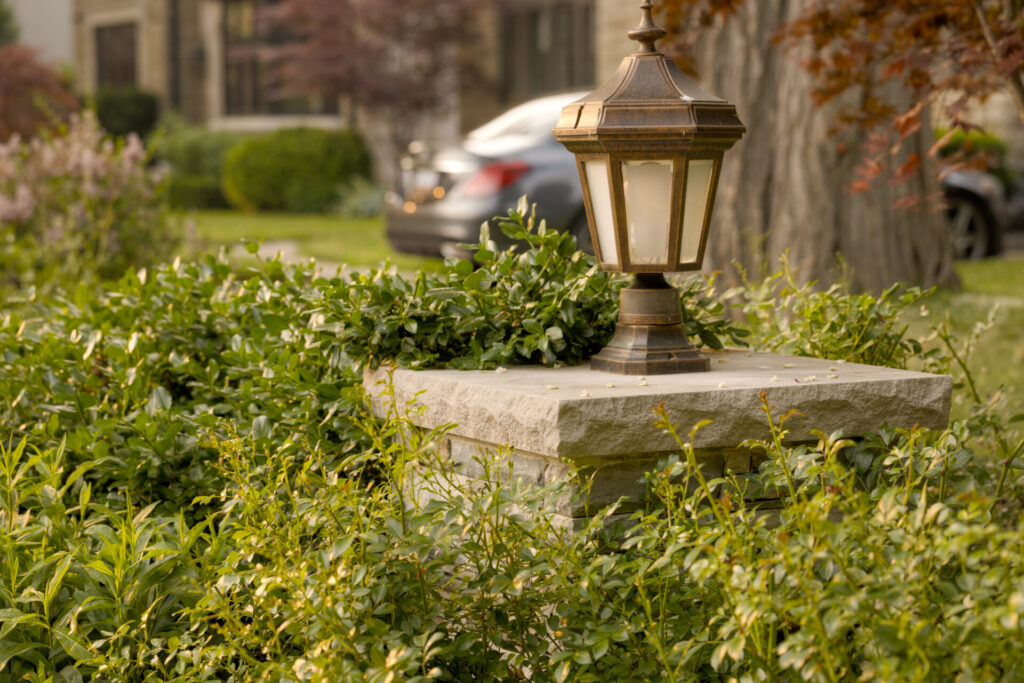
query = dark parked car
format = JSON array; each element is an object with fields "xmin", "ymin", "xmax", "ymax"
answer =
[
  {"xmin": 942, "ymin": 167, "xmax": 1024, "ymax": 259},
  {"xmin": 387, "ymin": 93, "xmax": 1022, "ymax": 261}
]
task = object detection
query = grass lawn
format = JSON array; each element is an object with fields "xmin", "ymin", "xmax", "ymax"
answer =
[
  {"xmin": 189, "ymin": 209, "xmax": 442, "ymax": 272},
  {"xmin": 917, "ymin": 254, "xmax": 1024, "ymax": 420}
]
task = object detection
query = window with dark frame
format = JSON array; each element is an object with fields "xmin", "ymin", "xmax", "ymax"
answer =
[
  {"xmin": 223, "ymin": 0, "xmax": 337, "ymax": 116},
  {"xmin": 95, "ymin": 22, "xmax": 138, "ymax": 89},
  {"xmin": 500, "ymin": 0, "xmax": 594, "ymax": 104}
]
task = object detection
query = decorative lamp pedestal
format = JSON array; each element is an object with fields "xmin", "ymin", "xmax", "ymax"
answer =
[
  {"xmin": 591, "ymin": 273, "xmax": 708, "ymax": 375},
  {"xmin": 365, "ymin": 352, "xmax": 951, "ymax": 530}
]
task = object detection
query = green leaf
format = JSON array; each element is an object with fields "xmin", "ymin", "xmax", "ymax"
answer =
[
  {"xmin": 51, "ymin": 627, "xmax": 91, "ymax": 662},
  {"xmin": 252, "ymin": 415, "xmax": 271, "ymax": 440},
  {"xmin": 43, "ymin": 555, "xmax": 73, "ymax": 615},
  {"xmin": 147, "ymin": 386, "xmax": 172, "ymax": 414},
  {"xmin": 0, "ymin": 640, "xmax": 39, "ymax": 670}
]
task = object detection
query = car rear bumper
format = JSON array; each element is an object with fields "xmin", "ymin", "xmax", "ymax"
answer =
[{"xmin": 384, "ymin": 200, "xmax": 503, "ymax": 258}]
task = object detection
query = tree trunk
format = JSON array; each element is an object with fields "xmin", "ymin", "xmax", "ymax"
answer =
[{"xmin": 690, "ymin": 0, "xmax": 959, "ymax": 292}]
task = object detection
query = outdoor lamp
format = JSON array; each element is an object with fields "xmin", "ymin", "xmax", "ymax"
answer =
[{"xmin": 554, "ymin": 0, "xmax": 745, "ymax": 374}]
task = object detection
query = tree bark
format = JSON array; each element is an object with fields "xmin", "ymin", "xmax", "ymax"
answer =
[{"xmin": 690, "ymin": 0, "xmax": 959, "ymax": 292}]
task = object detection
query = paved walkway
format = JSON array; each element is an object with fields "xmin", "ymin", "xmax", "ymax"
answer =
[{"xmin": 232, "ymin": 239, "xmax": 346, "ymax": 275}]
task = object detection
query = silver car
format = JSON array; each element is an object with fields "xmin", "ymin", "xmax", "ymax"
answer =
[
  {"xmin": 385, "ymin": 92, "xmax": 591, "ymax": 259},
  {"xmin": 386, "ymin": 92, "xmax": 1021, "ymax": 261}
]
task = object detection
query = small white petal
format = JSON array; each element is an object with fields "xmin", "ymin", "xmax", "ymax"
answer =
[
  {"xmin": 606, "ymin": 382, "xmax": 615, "ymax": 388},
  {"xmin": 639, "ymin": 380, "xmax": 648, "ymax": 386},
  {"xmin": 770, "ymin": 375, "xmax": 779, "ymax": 382},
  {"xmin": 495, "ymin": 367, "xmax": 508, "ymax": 374},
  {"xmin": 580, "ymin": 389, "xmax": 590, "ymax": 397},
  {"xmin": 718, "ymin": 382, "xmax": 727, "ymax": 388},
  {"xmin": 546, "ymin": 384, "xmax": 559, "ymax": 390}
]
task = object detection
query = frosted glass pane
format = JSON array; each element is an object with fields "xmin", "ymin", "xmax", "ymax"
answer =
[
  {"xmin": 680, "ymin": 159, "xmax": 715, "ymax": 263},
  {"xmin": 584, "ymin": 161, "xmax": 618, "ymax": 263},
  {"xmin": 623, "ymin": 160, "xmax": 672, "ymax": 265}
]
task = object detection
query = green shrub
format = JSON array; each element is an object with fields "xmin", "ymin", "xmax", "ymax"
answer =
[
  {"xmin": 727, "ymin": 253, "xmax": 930, "ymax": 368},
  {"xmin": 333, "ymin": 200, "xmax": 747, "ymax": 370},
  {"xmin": 222, "ymin": 127, "xmax": 372, "ymax": 212},
  {"xmin": 95, "ymin": 88, "xmax": 160, "ymax": 138},
  {"xmin": 935, "ymin": 127, "xmax": 1017, "ymax": 187},
  {"xmin": 150, "ymin": 120, "xmax": 249, "ymax": 209},
  {"xmin": 0, "ymin": 111, "xmax": 180, "ymax": 296},
  {"xmin": 1, "ymin": 202, "xmax": 1022, "ymax": 680},
  {"xmin": 167, "ymin": 173, "xmax": 229, "ymax": 209}
]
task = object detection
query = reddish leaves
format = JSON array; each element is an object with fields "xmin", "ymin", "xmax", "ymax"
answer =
[{"xmin": 0, "ymin": 45, "xmax": 77, "ymax": 142}]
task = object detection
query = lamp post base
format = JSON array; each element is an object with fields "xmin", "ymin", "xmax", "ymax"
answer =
[{"xmin": 591, "ymin": 273, "xmax": 709, "ymax": 375}]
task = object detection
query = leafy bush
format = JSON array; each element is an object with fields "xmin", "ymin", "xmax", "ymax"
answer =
[
  {"xmin": 0, "ymin": 254, "xmax": 366, "ymax": 513},
  {"xmin": 728, "ymin": 253, "xmax": 930, "ymax": 368},
  {"xmin": 222, "ymin": 128, "xmax": 372, "ymax": 212},
  {"xmin": 332, "ymin": 201, "xmax": 747, "ymax": 369},
  {"xmin": 0, "ymin": 202, "xmax": 1021, "ymax": 680},
  {"xmin": 0, "ymin": 438, "xmax": 203, "ymax": 679},
  {"xmin": 95, "ymin": 87, "xmax": 160, "ymax": 138},
  {"xmin": 150, "ymin": 119, "xmax": 249, "ymax": 209},
  {"xmin": 0, "ymin": 205, "xmax": 738, "ymax": 510},
  {"xmin": 936, "ymin": 127, "xmax": 1017, "ymax": 187},
  {"xmin": 0, "ymin": 111, "xmax": 180, "ymax": 295}
]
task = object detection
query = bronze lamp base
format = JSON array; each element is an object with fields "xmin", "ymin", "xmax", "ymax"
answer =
[{"xmin": 591, "ymin": 273, "xmax": 709, "ymax": 375}]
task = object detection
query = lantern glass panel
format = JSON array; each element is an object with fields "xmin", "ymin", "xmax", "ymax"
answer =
[
  {"xmin": 623, "ymin": 160, "xmax": 672, "ymax": 265},
  {"xmin": 680, "ymin": 159, "xmax": 715, "ymax": 263},
  {"xmin": 584, "ymin": 160, "xmax": 618, "ymax": 263}
]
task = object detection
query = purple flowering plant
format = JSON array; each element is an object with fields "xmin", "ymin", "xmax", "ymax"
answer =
[{"xmin": 0, "ymin": 111, "xmax": 181, "ymax": 294}]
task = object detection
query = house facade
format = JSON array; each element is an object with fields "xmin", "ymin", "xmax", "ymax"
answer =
[
  {"xmin": 11, "ymin": 0, "xmax": 74, "ymax": 65},
  {"xmin": 73, "ymin": 1, "xmax": 635, "ymax": 130}
]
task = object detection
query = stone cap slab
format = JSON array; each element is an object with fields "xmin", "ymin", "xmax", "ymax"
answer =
[{"xmin": 364, "ymin": 351, "xmax": 952, "ymax": 462}]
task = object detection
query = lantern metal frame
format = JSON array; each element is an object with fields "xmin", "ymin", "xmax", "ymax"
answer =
[
  {"xmin": 575, "ymin": 152, "xmax": 724, "ymax": 272},
  {"xmin": 553, "ymin": 0, "xmax": 745, "ymax": 375}
]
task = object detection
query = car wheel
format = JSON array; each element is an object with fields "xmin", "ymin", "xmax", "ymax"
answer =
[
  {"xmin": 570, "ymin": 213, "xmax": 594, "ymax": 255},
  {"xmin": 946, "ymin": 193, "xmax": 997, "ymax": 260}
]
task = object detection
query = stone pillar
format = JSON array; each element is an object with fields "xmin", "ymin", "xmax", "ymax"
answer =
[{"xmin": 365, "ymin": 350, "xmax": 951, "ymax": 529}]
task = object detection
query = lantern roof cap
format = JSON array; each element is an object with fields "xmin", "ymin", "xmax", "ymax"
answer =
[{"xmin": 554, "ymin": 2, "xmax": 745, "ymax": 152}]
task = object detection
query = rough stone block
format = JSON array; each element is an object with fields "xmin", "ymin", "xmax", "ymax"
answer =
[{"xmin": 365, "ymin": 351, "xmax": 952, "ymax": 523}]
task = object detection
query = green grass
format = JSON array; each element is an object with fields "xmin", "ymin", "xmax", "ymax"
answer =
[
  {"xmin": 917, "ymin": 255, "xmax": 1024, "ymax": 419},
  {"xmin": 189, "ymin": 210, "xmax": 442, "ymax": 272}
]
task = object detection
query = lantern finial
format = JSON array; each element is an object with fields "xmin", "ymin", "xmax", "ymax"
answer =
[{"xmin": 628, "ymin": 1, "xmax": 666, "ymax": 53}]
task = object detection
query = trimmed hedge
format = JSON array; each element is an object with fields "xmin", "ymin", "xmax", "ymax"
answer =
[
  {"xmin": 151, "ymin": 122, "xmax": 249, "ymax": 209},
  {"xmin": 95, "ymin": 88, "xmax": 160, "ymax": 138},
  {"xmin": 222, "ymin": 127, "xmax": 372, "ymax": 212}
]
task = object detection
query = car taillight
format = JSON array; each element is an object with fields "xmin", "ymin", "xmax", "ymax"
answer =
[{"xmin": 461, "ymin": 161, "xmax": 530, "ymax": 198}]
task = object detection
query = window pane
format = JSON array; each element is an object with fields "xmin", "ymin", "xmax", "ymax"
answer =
[
  {"xmin": 96, "ymin": 23, "xmax": 137, "ymax": 89},
  {"xmin": 680, "ymin": 159, "xmax": 715, "ymax": 264},
  {"xmin": 584, "ymin": 160, "xmax": 617, "ymax": 264},
  {"xmin": 223, "ymin": 0, "xmax": 338, "ymax": 116},
  {"xmin": 623, "ymin": 160, "xmax": 672, "ymax": 265},
  {"xmin": 500, "ymin": 0, "xmax": 595, "ymax": 102}
]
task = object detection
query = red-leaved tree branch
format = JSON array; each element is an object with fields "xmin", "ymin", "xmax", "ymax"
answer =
[
  {"xmin": 660, "ymin": 0, "xmax": 1023, "ymax": 190},
  {"xmin": 262, "ymin": 0, "xmax": 484, "ymax": 185},
  {"xmin": 0, "ymin": 45, "xmax": 78, "ymax": 142}
]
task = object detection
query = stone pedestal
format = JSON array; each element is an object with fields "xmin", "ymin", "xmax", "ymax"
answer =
[{"xmin": 364, "ymin": 351, "xmax": 952, "ymax": 528}]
